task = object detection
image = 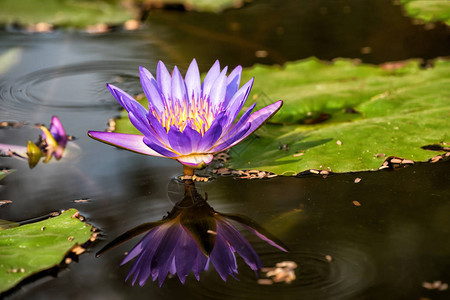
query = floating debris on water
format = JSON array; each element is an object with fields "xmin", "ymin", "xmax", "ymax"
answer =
[
  {"xmin": 72, "ymin": 198, "xmax": 90, "ymax": 203},
  {"xmin": 0, "ymin": 200, "xmax": 12, "ymax": 207},
  {"xmin": 379, "ymin": 156, "xmax": 415, "ymax": 170},
  {"xmin": 260, "ymin": 261, "xmax": 297, "ymax": 284},
  {"xmin": 212, "ymin": 167, "xmax": 277, "ymax": 179},
  {"xmin": 422, "ymin": 280, "xmax": 448, "ymax": 291}
]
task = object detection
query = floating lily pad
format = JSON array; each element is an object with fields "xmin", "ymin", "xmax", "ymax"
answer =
[
  {"xmin": 228, "ymin": 58, "xmax": 450, "ymax": 175},
  {"xmin": 400, "ymin": 0, "xmax": 450, "ymax": 25},
  {"xmin": 109, "ymin": 58, "xmax": 449, "ymax": 175},
  {"xmin": 154, "ymin": 0, "xmax": 247, "ymax": 12},
  {"xmin": 0, "ymin": 209, "xmax": 94, "ymax": 293},
  {"xmin": 0, "ymin": 0, "xmax": 135, "ymax": 28}
]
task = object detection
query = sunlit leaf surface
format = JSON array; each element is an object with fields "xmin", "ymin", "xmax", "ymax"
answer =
[
  {"xmin": 111, "ymin": 58, "xmax": 449, "ymax": 175},
  {"xmin": 157, "ymin": 0, "xmax": 246, "ymax": 12},
  {"xmin": 0, "ymin": 209, "xmax": 93, "ymax": 293},
  {"xmin": 228, "ymin": 58, "xmax": 450, "ymax": 174},
  {"xmin": 0, "ymin": 0, "xmax": 135, "ymax": 28},
  {"xmin": 400, "ymin": 0, "xmax": 450, "ymax": 25}
]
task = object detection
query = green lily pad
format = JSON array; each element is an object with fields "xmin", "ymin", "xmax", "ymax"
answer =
[
  {"xmin": 0, "ymin": 0, "xmax": 135, "ymax": 28},
  {"xmin": 228, "ymin": 58, "xmax": 450, "ymax": 175},
  {"xmin": 0, "ymin": 209, "xmax": 93, "ymax": 293},
  {"xmin": 400, "ymin": 0, "xmax": 450, "ymax": 25},
  {"xmin": 155, "ymin": 0, "xmax": 247, "ymax": 12},
  {"xmin": 109, "ymin": 58, "xmax": 449, "ymax": 175}
]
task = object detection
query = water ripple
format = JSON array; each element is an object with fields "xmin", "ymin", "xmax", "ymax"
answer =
[
  {"xmin": 194, "ymin": 240, "xmax": 376, "ymax": 300},
  {"xmin": 0, "ymin": 60, "xmax": 141, "ymax": 113}
]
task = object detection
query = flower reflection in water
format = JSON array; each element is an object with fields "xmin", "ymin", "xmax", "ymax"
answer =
[
  {"xmin": 97, "ymin": 181, "xmax": 288, "ymax": 286},
  {"xmin": 0, "ymin": 116, "xmax": 69, "ymax": 168}
]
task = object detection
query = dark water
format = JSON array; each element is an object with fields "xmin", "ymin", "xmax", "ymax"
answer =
[{"xmin": 0, "ymin": 0, "xmax": 449, "ymax": 299}]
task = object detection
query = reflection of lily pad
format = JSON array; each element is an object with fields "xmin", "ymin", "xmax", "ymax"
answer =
[
  {"xmin": 400, "ymin": 0, "xmax": 450, "ymax": 25},
  {"xmin": 0, "ymin": 0, "xmax": 135, "ymax": 28},
  {"xmin": 0, "ymin": 209, "xmax": 94, "ymax": 293},
  {"xmin": 228, "ymin": 58, "xmax": 449, "ymax": 175}
]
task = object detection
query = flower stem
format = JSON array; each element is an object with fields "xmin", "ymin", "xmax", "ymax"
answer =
[{"xmin": 183, "ymin": 166, "xmax": 195, "ymax": 177}]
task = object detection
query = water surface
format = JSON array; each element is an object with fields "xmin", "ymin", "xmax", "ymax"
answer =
[{"xmin": 0, "ymin": 0, "xmax": 449, "ymax": 299}]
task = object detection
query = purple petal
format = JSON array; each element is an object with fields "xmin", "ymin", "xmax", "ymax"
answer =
[
  {"xmin": 210, "ymin": 233, "xmax": 238, "ymax": 281},
  {"xmin": 210, "ymin": 122, "xmax": 251, "ymax": 153},
  {"xmin": 157, "ymin": 61, "xmax": 172, "ymax": 103},
  {"xmin": 209, "ymin": 67, "xmax": 228, "ymax": 107},
  {"xmin": 176, "ymin": 154, "xmax": 214, "ymax": 169},
  {"xmin": 201, "ymin": 60, "xmax": 221, "ymax": 99},
  {"xmin": 121, "ymin": 229, "xmax": 156, "ymax": 266},
  {"xmin": 129, "ymin": 111, "xmax": 153, "ymax": 137},
  {"xmin": 217, "ymin": 219, "xmax": 262, "ymax": 271},
  {"xmin": 218, "ymin": 213, "xmax": 289, "ymax": 252},
  {"xmin": 197, "ymin": 112, "xmax": 227, "ymax": 152},
  {"xmin": 244, "ymin": 226, "xmax": 288, "ymax": 252},
  {"xmin": 107, "ymin": 84, "xmax": 148, "ymax": 117},
  {"xmin": 192, "ymin": 249, "xmax": 208, "ymax": 280},
  {"xmin": 175, "ymin": 227, "xmax": 198, "ymax": 284},
  {"xmin": 146, "ymin": 113, "xmax": 170, "ymax": 146},
  {"xmin": 169, "ymin": 258, "xmax": 177, "ymax": 276},
  {"xmin": 124, "ymin": 227, "xmax": 166, "ymax": 285},
  {"xmin": 226, "ymin": 100, "xmax": 283, "ymax": 149},
  {"xmin": 139, "ymin": 66, "xmax": 165, "ymax": 113},
  {"xmin": 220, "ymin": 102, "xmax": 257, "ymax": 142},
  {"xmin": 168, "ymin": 127, "xmax": 192, "ymax": 155},
  {"xmin": 182, "ymin": 125, "xmax": 202, "ymax": 152},
  {"xmin": 149, "ymin": 224, "xmax": 181, "ymax": 286},
  {"xmin": 171, "ymin": 66, "xmax": 187, "ymax": 103},
  {"xmin": 185, "ymin": 59, "xmax": 201, "ymax": 101},
  {"xmin": 225, "ymin": 78, "xmax": 254, "ymax": 123},
  {"xmin": 88, "ymin": 131, "xmax": 165, "ymax": 157},
  {"xmin": 225, "ymin": 65, "xmax": 242, "ymax": 104},
  {"xmin": 49, "ymin": 116, "xmax": 67, "ymax": 147},
  {"xmin": 135, "ymin": 231, "xmax": 169, "ymax": 286},
  {"xmin": 143, "ymin": 137, "xmax": 178, "ymax": 158}
]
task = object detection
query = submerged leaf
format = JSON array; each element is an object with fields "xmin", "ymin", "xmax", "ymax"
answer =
[
  {"xmin": 0, "ymin": 209, "xmax": 93, "ymax": 293},
  {"xmin": 228, "ymin": 58, "xmax": 450, "ymax": 175}
]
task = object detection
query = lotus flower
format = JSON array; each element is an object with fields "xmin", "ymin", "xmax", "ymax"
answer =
[
  {"xmin": 96, "ymin": 181, "xmax": 288, "ymax": 286},
  {"xmin": 88, "ymin": 59, "xmax": 282, "ymax": 172},
  {"xmin": 0, "ymin": 116, "xmax": 68, "ymax": 168}
]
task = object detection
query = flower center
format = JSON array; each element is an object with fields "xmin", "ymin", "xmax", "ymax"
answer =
[{"xmin": 154, "ymin": 96, "xmax": 216, "ymax": 136}]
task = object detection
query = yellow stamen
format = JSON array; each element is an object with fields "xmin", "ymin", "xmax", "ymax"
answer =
[{"xmin": 153, "ymin": 96, "xmax": 215, "ymax": 135}]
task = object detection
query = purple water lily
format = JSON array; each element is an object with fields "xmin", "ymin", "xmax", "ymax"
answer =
[
  {"xmin": 96, "ymin": 182, "xmax": 288, "ymax": 286},
  {"xmin": 88, "ymin": 59, "xmax": 282, "ymax": 173},
  {"xmin": 0, "ymin": 116, "xmax": 68, "ymax": 168},
  {"xmin": 42, "ymin": 115, "xmax": 68, "ymax": 160}
]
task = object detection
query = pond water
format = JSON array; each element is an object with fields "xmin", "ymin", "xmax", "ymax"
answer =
[{"xmin": 0, "ymin": 0, "xmax": 449, "ymax": 299}]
